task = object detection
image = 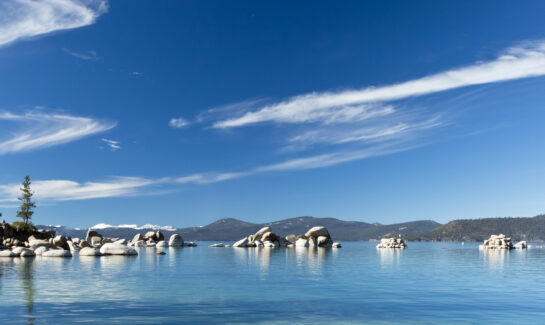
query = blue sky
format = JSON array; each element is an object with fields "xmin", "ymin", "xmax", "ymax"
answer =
[{"xmin": 1, "ymin": 0, "xmax": 545, "ymax": 228}]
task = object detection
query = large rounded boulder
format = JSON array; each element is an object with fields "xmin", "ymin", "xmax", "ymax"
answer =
[
  {"xmin": 304, "ymin": 226, "xmax": 330, "ymax": 239},
  {"xmin": 99, "ymin": 243, "xmax": 138, "ymax": 256},
  {"xmin": 168, "ymin": 234, "xmax": 183, "ymax": 247}
]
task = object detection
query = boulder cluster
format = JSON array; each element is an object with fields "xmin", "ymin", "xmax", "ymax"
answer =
[
  {"xmin": 479, "ymin": 234, "xmax": 527, "ymax": 250},
  {"xmin": 0, "ymin": 220, "xmax": 54, "ymax": 250},
  {"xmin": 376, "ymin": 237, "xmax": 407, "ymax": 249},
  {"xmin": 127, "ymin": 231, "xmax": 196, "ymax": 248},
  {"xmin": 0, "ymin": 223, "xmax": 195, "ymax": 258},
  {"xmin": 230, "ymin": 226, "xmax": 341, "ymax": 248}
]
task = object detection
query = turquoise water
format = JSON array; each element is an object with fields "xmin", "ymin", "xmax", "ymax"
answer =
[{"xmin": 1, "ymin": 242, "xmax": 545, "ymax": 324}]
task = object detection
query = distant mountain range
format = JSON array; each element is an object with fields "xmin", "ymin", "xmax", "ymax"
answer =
[
  {"xmin": 38, "ymin": 214, "xmax": 545, "ymax": 242},
  {"xmin": 407, "ymin": 214, "xmax": 545, "ymax": 242},
  {"xmin": 38, "ymin": 216, "xmax": 441, "ymax": 241}
]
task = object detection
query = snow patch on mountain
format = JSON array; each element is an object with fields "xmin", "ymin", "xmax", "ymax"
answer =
[{"xmin": 90, "ymin": 223, "xmax": 176, "ymax": 231}]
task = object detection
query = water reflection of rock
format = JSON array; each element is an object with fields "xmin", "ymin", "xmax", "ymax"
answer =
[
  {"xmin": 293, "ymin": 247, "xmax": 332, "ymax": 276},
  {"xmin": 15, "ymin": 258, "xmax": 36, "ymax": 324},
  {"xmin": 378, "ymin": 247, "xmax": 402, "ymax": 267},
  {"xmin": 482, "ymin": 249, "xmax": 509, "ymax": 270}
]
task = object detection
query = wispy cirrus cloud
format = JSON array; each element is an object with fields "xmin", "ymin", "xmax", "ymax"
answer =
[
  {"xmin": 213, "ymin": 41, "xmax": 545, "ymax": 129},
  {"xmin": 62, "ymin": 48, "xmax": 99, "ymax": 60},
  {"xmin": 0, "ymin": 111, "xmax": 115, "ymax": 155},
  {"xmin": 0, "ymin": 0, "xmax": 108, "ymax": 48},
  {"xmin": 101, "ymin": 138, "xmax": 120, "ymax": 150}
]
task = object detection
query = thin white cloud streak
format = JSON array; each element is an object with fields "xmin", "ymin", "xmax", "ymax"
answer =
[
  {"xmin": 0, "ymin": 143, "xmax": 413, "ymax": 203},
  {"xmin": 174, "ymin": 142, "xmax": 412, "ymax": 185},
  {"xmin": 0, "ymin": 177, "xmax": 159, "ymax": 202},
  {"xmin": 169, "ymin": 117, "xmax": 189, "ymax": 128},
  {"xmin": 0, "ymin": 111, "xmax": 115, "ymax": 154},
  {"xmin": 213, "ymin": 41, "xmax": 545, "ymax": 128},
  {"xmin": 101, "ymin": 138, "xmax": 120, "ymax": 150},
  {"xmin": 0, "ymin": 0, "xmax": 108, "ymax": 47},
  {"xmin": 62, "ymin": 48, "xmax": 98, "ymax": 60}
]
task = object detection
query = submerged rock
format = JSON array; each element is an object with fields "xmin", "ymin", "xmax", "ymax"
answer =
[
  {"xmin": 183, "ymin": 242, "xmax": 198, "ymax": 247},
  {"xmin": 332, "ymin": 242, "xmax": 342, "ymax": 248}
]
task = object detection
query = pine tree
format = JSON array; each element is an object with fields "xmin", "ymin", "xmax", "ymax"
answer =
[{"xmin": 17, "ymin": 175, "xmax": 35, "ymax": 225}]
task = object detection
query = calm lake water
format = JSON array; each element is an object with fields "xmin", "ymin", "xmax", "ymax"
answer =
[{"xmin": 1, "ymin": 242, "xmax": 544, "ymax": 324}]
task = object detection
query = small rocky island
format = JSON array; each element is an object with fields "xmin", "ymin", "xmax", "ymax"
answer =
[
  {"xmin": 479, "ymin": 234, "xmax": 527, "ymax": 250},
  {"xmin": 229, "ymin": 226, "xmax": 341, "ymax": 248},
  {"xmin": 376, "ymin": 237, "xmax": 408, "ymax": 249}
]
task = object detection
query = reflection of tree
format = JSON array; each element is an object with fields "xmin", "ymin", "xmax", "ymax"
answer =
[{"xmin": 19, "ymin": 259, "xmax": 35, "ymax": 324}]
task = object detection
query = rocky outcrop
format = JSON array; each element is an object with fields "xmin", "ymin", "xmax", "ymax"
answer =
[
  {"xmin": 183, "ymin": 241, "xmax": 198, "ymax": 247},
  {"xmin": 479, "ymin": 234, "xmax": 527, "ymax": 250},
  {"xmin": 376, "ymin": 237, "xmax": 407, "ymax": 249},
  {"xmin": 209, "ymin": 243, "xmax": 224, "ymax": 247},
  {"xmin": 0, "ymin": 220, "xmax": 55, "ymax": 250},
  {"xmin": 231, "ymin": 226, "xmax": 339, "ymax": 248}
]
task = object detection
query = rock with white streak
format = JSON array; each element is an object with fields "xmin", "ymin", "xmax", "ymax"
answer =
[{"xmin": 156, "ymin": 241, "xmax": 168, "ymax": 247}]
